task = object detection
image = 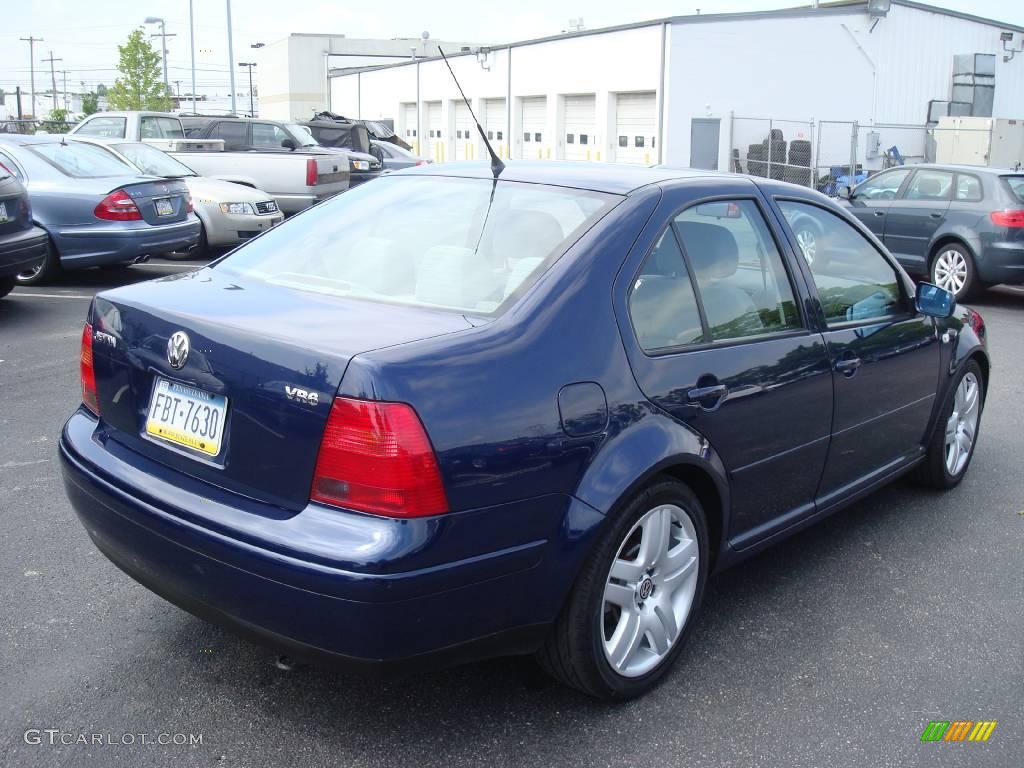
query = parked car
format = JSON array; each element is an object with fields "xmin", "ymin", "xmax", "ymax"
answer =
[
  {"xmin": 824, "ymin": 163, "xmax": 1024, "ymax": 299},
  {"xmin": 0, "ymin": 135, "xmax": 200, "ymax": 284},
  {"xmin": 181, "ymin": 115, "xmax": 382, "ymax": 188},
  {"xmin": 0, "ymin": 161, "xmax": 48, "ymax": 297},
  {"xmin": 60, "ymin": 163, "xmax": 988, "ymax": 700},
  {"xmin": 71, "ymin": 112, "xmax": 351, "ymax": 214},
  {"xmin": 371, "ymin": 139, "xmax": 429, "ymax": 170},
  {"xmin": 68, "ymin": 138, "xmax": 284, "ymax": 254}
]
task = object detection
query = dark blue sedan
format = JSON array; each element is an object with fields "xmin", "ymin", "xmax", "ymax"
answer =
[{"xmin": 60, "ymin": 162, "xmax": 989, "ymax": 699}]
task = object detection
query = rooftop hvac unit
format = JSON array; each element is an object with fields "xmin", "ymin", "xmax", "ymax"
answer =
[{"xmin": 953, "ymin": 53, "xmax": 996, "ymax": 77}]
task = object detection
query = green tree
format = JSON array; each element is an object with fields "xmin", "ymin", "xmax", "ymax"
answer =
[
  {"xmin": 107, "ymin": 28, "xmax": 171, "ymax": 111},
  {"xmin": 46, "ymin": 108, "xmax": 70, "ymax": 132},
  {"xmin": 81, "ymin": 92, "xmax": 99, "ymax": 116}
]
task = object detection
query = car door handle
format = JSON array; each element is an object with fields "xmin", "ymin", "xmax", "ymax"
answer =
[
  {"xmin": 834, "ymin": 357, "xmax": 863, "ymax": 376},
  {"xmin": 686, "ymin": 384, "xmax": 729, "ymax": 406},
  {"xmin": 873, "ymin": 211, "xmax": 886, "ymax": 217},
  {"xmin": 929, "ymin": 213, "xmax": 942, "ymax": 219}
]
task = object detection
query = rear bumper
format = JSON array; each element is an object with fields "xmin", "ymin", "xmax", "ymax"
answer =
[
  {"xmin": 978, "ymin": 241, "xmax": 1024, "ymax": 285},
  {"xmin": 59, "ymin": 410, "xmax": 603, "ymax": 668},
  {"xmin": 0, "ymin": 225, "xmax": 47, "ymax": 278},
  {"xmin": 54, "ymin": 217, "xmax": 201, "ymax": 268}
]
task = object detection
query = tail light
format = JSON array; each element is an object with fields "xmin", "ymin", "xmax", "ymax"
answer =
[
  {"xmin": 989, "ymin": 210, "xmax": 1024, "ymax": 228},
  {"xmin": 415, "ymin": 160, "xmax": 427, "ymax": 166},
  {"xmin": 80, "ymin": 323, "xmax": 100, "ymax": 416},
  {"xmin": 185, "ymin": 193, "xmax": 193, "ymax": 214},
  {"xmin": 94, "ymin": 189, "xmax": 142, "ymax": 221},
  {"xmin": 311, "ymin": 397, "xmax": 448, "ymax": 518},
  {"xmin": 305, "ymin": 158, "xmax": 318, "ymax": 187}
]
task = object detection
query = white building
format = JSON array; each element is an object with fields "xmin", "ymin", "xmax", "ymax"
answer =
[{"xmin": 327, "ymin": 1, "xmax": 1024, "ymax": 174}]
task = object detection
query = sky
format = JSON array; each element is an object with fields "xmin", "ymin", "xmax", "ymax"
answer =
[{"xmin": 1, "ymin": 0, "xmax": 1022, "ymax": 104}]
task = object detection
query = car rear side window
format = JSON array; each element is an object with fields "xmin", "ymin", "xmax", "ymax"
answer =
[
  {"xmin": 905, "ymin": 170, "xmax": 953, "ymax": 201},
  {"xmin": 1003, "ymin": 176, "xmax": 1024, "ymax": 203},
  {"xmin": 210, "ymin": 122, "xmax": 247, "ymax": 150},
  {"xmin": 216, "ymin": 176, "xmax": 616, "ymax": 316},
  {"xmin": 778, "ymin": 200, "xmax": 905, "ymax": 326},
  {"xmin": 629, "ymin": 230, "xmax": 704, "ymax": 351},
  {"xmin": 140, "ymin": 117, "xmax": 185, "ymax": 140},
  {"xmin": 955, "ymin": 174, "xmax": 982, "ymax": 202},
  {"xmin": 29, "ymin": 142, "xmax": 135, "ymax": 178},
  {"xmin": 75, "ymin": 116, "xmax": 127, "ymax": 138},
  {"xmin": 674, "ymin": 200, "xmax": 801, "ymax": 342}
]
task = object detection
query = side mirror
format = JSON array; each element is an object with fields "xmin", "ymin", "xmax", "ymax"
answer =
[
  {"xmin": 915, "ymin": 282, "xmax": 956, "ymax": 318},
  {"xmin": 281, "ymin": 138, "xmax": 297, "ymax": 150},
  {"xmin": 837, "ymin": 185, "xmax": 853, "ymax": 200}
]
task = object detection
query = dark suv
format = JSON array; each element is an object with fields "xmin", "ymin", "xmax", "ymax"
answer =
[
  {"xmin": 823, "ymin": 164, "xmax": 1024, "ymax": 299},
  {"xmin": 180, "ymin": 116, "xmax": 382, "ymax": 187}
]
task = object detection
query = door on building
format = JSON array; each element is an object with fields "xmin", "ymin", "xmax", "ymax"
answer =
[
  {"xmin": 564, "ymin": 94, "xmax": 597, "ymax": 161},
  {"xmin": 614, "ymin": 92, "xmax": 657, "ymax": 165},
  {"xmin": 401, "ymin": 103, "xmax": 417, "ymax": 154},
  {"xmin": 521, "ymin": 96, "xmax": 548, "ymax": 160},
  {"xmin": 424, "ymin": 101, "xmax": 442, "ymax": 162},
  {"xmin": 483, "ymin": 98, "xmax": 506, "ymax": 159},
  {"xmin": 689, "ymin": 118, "xmax": 720, "ymax": 170},
  {"xmin": 453, "ymin": 101, "xmax": 474, "ymax": 161}
]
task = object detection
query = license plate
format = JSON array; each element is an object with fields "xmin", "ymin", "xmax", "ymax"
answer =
[
  {"xmin": 0, "ymin": 202, "xmax": 7, "ymax": 223},
  {"xmin": 145, "ymin": 378, "xmax": 227, "ymax": 456},
  {"xmin": 155, "ymin": 198, "xmax": 174, "ymax": 217}
]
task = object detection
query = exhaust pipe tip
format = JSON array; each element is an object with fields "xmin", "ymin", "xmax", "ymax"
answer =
[{"xmin": 132, "ymin": 254, "xmax": 151, "ymax": 264}]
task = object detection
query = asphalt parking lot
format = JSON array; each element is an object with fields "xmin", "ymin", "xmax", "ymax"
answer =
[{"xmin": 1, "ymin": 260, "xmax": 1021, "ymax": 768}]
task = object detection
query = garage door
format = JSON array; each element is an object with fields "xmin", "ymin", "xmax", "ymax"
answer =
[
  {"xmin": 614, "ymin": 92, "xmax": 657, "ymax": 165},
  {"xmin": 564, "ymin": 94, "xmax": 596, "ymax": 161},
  {"xmin": 401, "ymin": 103, "xmax": 418, "ymax": 154},
  {"xmin": 424, "ymin": 101, "xmax": 443, "ymax": 162},
  {"xmin": 521, "ymin": 96, "xmax": 548, "ymax": 160},
  {"xmin": 484, "ymin": 98, "xmax": 507, "ymax": 158},
  {"xmin": 453, "ymin": 101, "xmax": 475, "ymax": 161}
]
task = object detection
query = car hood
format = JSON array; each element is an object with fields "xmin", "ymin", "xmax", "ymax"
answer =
[{"xmin": 183, "ymin": 176, "xmax": 273, "ymax": 203}]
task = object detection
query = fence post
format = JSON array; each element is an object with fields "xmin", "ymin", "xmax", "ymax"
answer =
[
  {"xmin": 728, "ymin": 111, "xmax": 734, "ymax": 172},
  {"xmin": 850, "ymin": 121, "xmax": 859, "ymax": 183},
  {"xmin": 767, "ymin": 118, "xmax": 774, "ymax": 181}
]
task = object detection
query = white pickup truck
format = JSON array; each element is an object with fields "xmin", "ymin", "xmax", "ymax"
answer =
[{"xmin": 70, "ymin": 112, "xmax": 350, "ymax": 214}]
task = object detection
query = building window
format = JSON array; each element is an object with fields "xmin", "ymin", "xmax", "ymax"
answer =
[
  {"xmin": 651, "ymin": 136, "xmax": 655, "ymax": 148},
  {"xmin": 566, "ymin": 134, "xmax": 575, "ymax": 144},
  {"xmin": 534, "ymin": 132, "xmax": 542, "ymax": 142},
  {"xmin": 580, "ymin": 134, "xmax": 589, "ymax": 145},
  {"xmin": 487, "ymin": 130, "xmax": 494, "ymax": 140},
  {"xmin": 496, "ymin": 131, "xmax": 503, "ymax": 140},
  {"xmin": 618, "ymin": 136, "xmax": 627, "ymax": 147},
  {"xmin": 635, "ymin": 136, "xmax": 645, "ymax": 147},
  {"xmin": 524, "ymin": 132, "xmax": 530, "ymax": 142},
  {"xmin": 456, "ymin": 130, "xmax": 462, "ymax": 139}
]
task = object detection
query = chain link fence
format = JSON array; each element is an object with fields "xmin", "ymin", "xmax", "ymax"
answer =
[
  {"xmin": 0, "ymin": 118, "xmax": 75, "ymax": 135},
  {"xmin": 729, "ymin": 116, "xmax": 814, "ymax": 187}
]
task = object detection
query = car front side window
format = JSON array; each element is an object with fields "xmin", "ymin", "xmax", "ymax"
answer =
[
  {"xmin": 778, "ymin": 200, "xmax": 906, "ymax": 326},
  {"xmin": 855, "ymin": 169, "xmax": 910, "ymax": 200}
]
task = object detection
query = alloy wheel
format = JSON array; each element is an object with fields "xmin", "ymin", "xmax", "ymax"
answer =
[
  {"xmin": 796, "ymin": 229, "xmax": 817, "ymax": 266},
  {"xmin": 945, "ymin": 371, "xmax": 980, "ymax": 476},
  {"xmin": 933, "ymin": 249, "xmax": 968, "ymax": 295},
  {"xmin": 601, "ymin": 504, "xmax": 699, "ymax": 678}
]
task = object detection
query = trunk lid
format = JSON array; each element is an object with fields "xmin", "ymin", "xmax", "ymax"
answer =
[
  {"xmin": 89, "ymin": 268, "xmax": 473, "ymax": 511},
  {"xmin": 310, "ymin": 154, "xmax": 347, "ymax": 186},
  {"xmin": 121, "ymin": 178, "xmax": 192, "ymax": 225}
]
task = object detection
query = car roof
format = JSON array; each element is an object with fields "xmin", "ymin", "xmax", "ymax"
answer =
[
  {"xmin": 393, "ymin": 161, "xmax": 730, "ymax": 194},
  {"xmin": 0, "ymin": 133, "xmax": 78, "ymax": 146},
  {"xmin": 884, "ymin": 162, "xmax": 1021, "ymax": 175}
]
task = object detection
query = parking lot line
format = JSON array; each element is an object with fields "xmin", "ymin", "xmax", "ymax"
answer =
[{"xmin": 11, "ymin": 292, "xmax": 93, "ymax": 299}]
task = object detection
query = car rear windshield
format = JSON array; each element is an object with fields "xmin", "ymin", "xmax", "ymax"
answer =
[
  {"xmin": 113, "ymin": 142, "xmax": 196, "ymax": 177},
  {"xmin": 1002, "ymin": 176, "xmax": 1024, "ymax": 203},
  {"xmin": 216, "ymin": 176, "xmax": 617, "ymax": 315},
  {"xmin": 29, "ymin": 142, "xmax": 136, "ymax": 178}
]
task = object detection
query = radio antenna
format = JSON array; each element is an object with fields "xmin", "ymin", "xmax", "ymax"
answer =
[{"xmin": 438, "ymin": 46, "xmax": 504, "ymax": 178}]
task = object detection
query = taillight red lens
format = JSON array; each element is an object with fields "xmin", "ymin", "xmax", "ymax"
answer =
[
  {"xmin": 305, "ymin": 158, "xmax": 317, "ymax": 187},
  {"xmin": 185, "ymin": 193, "xmax": 193, "ymax": 214},
  {"xmin": 415, "ymin": 160, "xmax": 426, "ymax": 166},
  {"xmin": 990, "ymin": 210, "xmax": 1024, "ymax": 228},
  {"xmin": 311, "ymin": 397, "xmax": 448, "ymax": 518},
  {"xmin": 80, "ymin": 323, "xmax": 99, "ymax": 415},
  {"xmin": 94, "ymin": 189, "xmax": 142, "ymax": 221}
]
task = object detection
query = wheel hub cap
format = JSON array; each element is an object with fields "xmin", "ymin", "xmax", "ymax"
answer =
[
  {"xmin": 601, "ymin": 504, "xmax": 699, "ymax": 678},
  {"xmin": 944, "ymin": 372, "xmax": 980, "ymax": 476},
  {"xmin": 934, "ymin": 250, "xmax": 967, "ymax": 294}
]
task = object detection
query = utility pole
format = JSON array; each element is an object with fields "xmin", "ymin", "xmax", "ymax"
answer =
[
  {"xmin": 19, "ymin": 36, "xmax": 43, "ymax": 118},
  {"xmin": 238, "ymin": 63, "xmax": 256, "ymax": 117},
  {"xmin": 16, "ymin": 86, "xmax": 23, "ymax": 120},
  {"xmin": 60, "ymin": 70, "xmax": 69, "ymax": 112},
  {"xmin": 42, "ymin": 50, "xmax": 62, "ymax": 113},
  {"xmin": 226, "ymin": 0, "xmax": 237, "ymax": 114},
  {"xmin": 174, "ymin": 80, "xmax": 181, "ymax": 97},
  {"xmin": 188, "ymin": 0, "xmax": 197, "ymax": 113},
  {"xmin": 144, "ymin": 17, "xmax": 176, "ymax": 97}
]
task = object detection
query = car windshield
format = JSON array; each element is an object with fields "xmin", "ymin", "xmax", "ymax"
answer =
[
  {"xmin": 216, "ymin": 176, "xmax": 617, "ymax": 315},
  {"xmin": 1003, "ymin": 176, "xmax": 1024, "ymax": 203},
  {"xmin": 285, "ymin": 124, "xmax": 319, "ymax": 147},
  {"xmin": 29, "ymin": 141, "xmax": 137, "ymax": 178},
  {"xmin": 381, "ymin": 142, "xmax": 415, "ymax": 159},
  {"xmin": 113, "ymin": 142, "xmax": 196, "ymax": 177}
]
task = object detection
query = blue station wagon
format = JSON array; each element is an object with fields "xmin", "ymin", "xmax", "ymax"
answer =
[{"xmin": 60, "ymin": 162, "xmax": 989, "ymax": 699}]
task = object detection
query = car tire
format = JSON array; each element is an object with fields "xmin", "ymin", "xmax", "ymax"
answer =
[
  {"xmin": 538, "ymin": 478, "xmax": 709, "ymax": 700},
  {"xmin": 0, "ymin": 275, "xmax": 15, "ymax": 299},
  {"xmin": 930, "ymin": 243, "xmax": 980, "ymax": 301},
  {"xmin": 16, "ymin": 238, "xmax": 61, "ymax": 286},
  {"xmin": 913, "ymin": 360, "xmax": 984, "ymax": 490}
]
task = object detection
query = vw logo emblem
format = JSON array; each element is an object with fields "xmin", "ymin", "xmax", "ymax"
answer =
[
  {"xmin": 638, "ymin": 576, "xmax": 655, "ymax": 601},
  {"xmin": 167, "ymin": 331, "xmax": 190, "ymax": 369}
]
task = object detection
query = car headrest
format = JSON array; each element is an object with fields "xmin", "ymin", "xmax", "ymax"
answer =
[
  {"xmin": 675, "ymin": 221, "xmax": 739, "ymax": 280},
  {"xmin": 415, "ymin": 245, "xmax": 490, "ymax": 308},
  {"xmin": 490, "ymin": 210, "xmax": 565, "ymax": 267},
  {"xmin": 917, "ymin": 177, "xmax": 942, "ymax": 197}
]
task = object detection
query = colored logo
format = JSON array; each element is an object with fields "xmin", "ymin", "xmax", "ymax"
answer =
[{"xmin": 920, "ymin": 720, "xmax": 997, "ymax": 742}]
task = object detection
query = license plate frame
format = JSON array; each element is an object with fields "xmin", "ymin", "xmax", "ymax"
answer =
[
  {"xmin": 154, "ymin": 197, "xmax": 175, "ymax": 217},
  {"xmin": 145, "ymin": 377, "xmax": 228, "ymax": 457},
  {"xmin": 0, "ymin": 202, "xmax": 8, "ymax": 223}
]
